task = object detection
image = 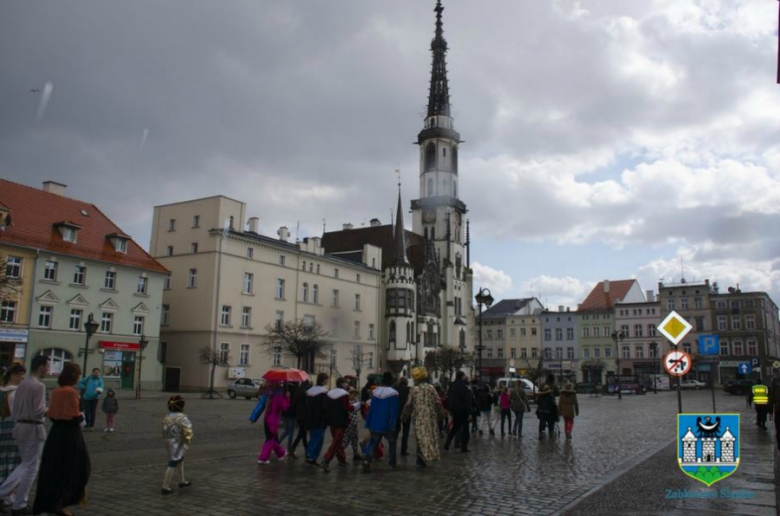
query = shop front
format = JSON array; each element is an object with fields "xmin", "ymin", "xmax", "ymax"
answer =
[
  {"xmin": 99, "ymin": 341, "xmax": 140, "ymax": 390},
  {"xmin": 0, "ymin": 329, "xmax": 28, "ymax": 369}
]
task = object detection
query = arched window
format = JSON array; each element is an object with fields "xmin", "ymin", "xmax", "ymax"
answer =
[
  {"xmin": 302, "ymin": 261, "xmax": 306, "ymax": 271},
  {"xmin": 309, "ymin": 263, "xmax": 313, "ymax": 272},
  {"xmin": 37, "ymin": 348, "xmax": 73, "ymax": 376},
  {"xmin": 316, "ymin": 264, "xmax": 320, "ymax": 274},
  {"xmin": 427, "ymin": 178, "xmax": 434, "ymax": 197},
  {"xmin": 313, "ymin": 285, "xmax": 319, "ymax": 304},
  {"xmin": 302, "ymin": 283, "xmax": 309, "ymax": 303},
  {"xmin": 452, "ymin": 147, "xmax": 458, "ymax": 173},
  {"xmin": 389, "ymin": 321, "xmax": 396, "ymax": 344},
  {"xmin": 425, "ymin": 143, "xmax": 436, "ymax": 171}
]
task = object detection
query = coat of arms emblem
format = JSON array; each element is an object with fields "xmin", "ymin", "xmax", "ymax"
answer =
[{"xmin": 677, "ymin": 413, "xmax": 740, "ymax": 486}]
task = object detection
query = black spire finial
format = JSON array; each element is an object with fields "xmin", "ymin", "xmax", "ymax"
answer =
[
  {"xmin": 427, "ymin": 0, "xmax": 450, "ymax": 117},
  {"xmin": 392, "ymin": 185, "xmax": 409, "ymax": 265}
]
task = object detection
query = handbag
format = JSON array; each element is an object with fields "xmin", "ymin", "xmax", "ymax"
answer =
[{"xmin": 249, "ymin": 393, "xmax": 268, "ymax": 423}]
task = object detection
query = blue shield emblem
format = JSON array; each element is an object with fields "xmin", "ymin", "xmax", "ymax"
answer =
[{"xmin": 677, "ymin": 413, "xmax": 740, "ymax": 486}]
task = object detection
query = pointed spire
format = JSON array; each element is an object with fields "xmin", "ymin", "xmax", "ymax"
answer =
[
  {"xmin": 427, "ymin": 0, "xmax": 450, "ymax": 117},
  {"xmin": 392, "ymin": 184, "xmax": 409, "ymax": 265}
]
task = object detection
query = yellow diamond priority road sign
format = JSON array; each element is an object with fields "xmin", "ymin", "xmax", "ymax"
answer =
[{"xmin": 658, "ymin": 311, "xmax": 692, "ymax": 345}]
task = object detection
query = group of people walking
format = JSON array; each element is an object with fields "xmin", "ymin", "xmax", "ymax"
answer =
[
  {"xmin": 0, "ymin": 356, "xmax": 91, "ymax": 515},
  {"xmin": 251, "ymin": 368, "xmax": 582, "ymax": 476}
]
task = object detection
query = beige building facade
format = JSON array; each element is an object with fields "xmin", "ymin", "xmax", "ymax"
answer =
[{"xmin": 151, "ymin": 196, "xmax": 383, "ymax": 391}]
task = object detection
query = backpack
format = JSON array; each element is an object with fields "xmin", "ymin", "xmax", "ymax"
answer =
[{"xmin": 249, "ymin": 393, "xmax": 268, "ymax": 423}]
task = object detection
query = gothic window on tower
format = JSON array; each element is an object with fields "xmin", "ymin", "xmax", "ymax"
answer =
[
  {"xmin": 453, "ymin": 181, "xmax": 457, "ymax": 197},
  {"xmin": 427, "ymin": 178, "xmax": 434, "ymax": 197},
  {"xmin": 453, "ymin": 147, "xmax": 458, "ymax": 173},
  {"xmin": 442, "ymin": 147, "xmax": 447, "ymax": 157},
  {"xmin": 389, "ymin": 321, "xmax": 396, "ymax": 348},
  {"xmin": 459, "ymin": 329, "xmax": 466, "ymax": 350},
  {"xmin": 425, "ymin": 143, "xmax": 436, "ymax": 171},
  {"xmin": 406, "ymin": 322, "xmax": 411, "ymax": 344}
]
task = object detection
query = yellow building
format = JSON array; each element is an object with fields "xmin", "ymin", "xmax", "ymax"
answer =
[{"xmin": 0, "ymin": 238, "xmax": 37, "ymax": 368}]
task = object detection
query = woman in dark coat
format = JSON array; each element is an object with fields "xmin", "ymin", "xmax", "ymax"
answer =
[
  {"xmin": 288, "ymin": 380, "xmax": 310, "ymax": 458},
  {"xmin": 33, "ymin": 362, "xmax": 91, "ymax": 516}
]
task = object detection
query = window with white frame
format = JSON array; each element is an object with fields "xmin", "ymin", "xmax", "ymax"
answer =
[
  {"xmin": 104, "ymin": 271, "xmax": 116, "ymax": 290},
  {"xmin": 667, "ymin": 298, "xmax": 675, "ymax": 311},
  {"xmin": 594, "ymin": 347, "xmax": 601, "ymax": 358},
  {"xmin": 330, "ymin": 348, "xmax": 338, "ymax": 366},
  {"xmin": 191, "ymin": 243, "xmax": 198, "ymax": 254},
  {"xmin": 334, "ymin": 268, "xmax": 339, "ymax": 279},
  {"xmin": 531, "ymin": 328, "xmax": 537, "ymax": 336},
  {"xmin": 367, "ymin": 352, "xmax": 374, "ymax": 368},
  {"xmin": 716, "ymin": 300, "xmax": 726, "ymax": 309},
  {"xmin": 635, "ymin": 324, "xmax": 643, "ymax": 337},
  {"xmin": 593, "ymin": 327, "xmax": 600, "ymax": 338},
  {"xmin": 510, "ymin": 347, "xmax": 517, "ymax": 358},
  {"xmin": 188, "ymin": 269, "xmax": 197, "ymax": 288},
  {"xmin": 582, "ymin": 327, "xmax": 590, "ymax": 338},
  {"xmin": 544, "ymin": 329, "xmax": 551, "ymax": 341},
  {"xmin": 486, "ymin": 347, "xmax": 493, "ymax": 358},
  {"xmin": 37, "ymin": 348, "xmax": 72, "ymax": 376},
  {"xmin": 497, "ymin": 348, "xmax": 504, "ymax": 359},
  {"xmin": 648, "ymin": 324, "xmax": 656, "ymax": 337},
  {"xmin": 510, "ymin": 328, "xmax": 516, "ymax": 338},
  {"xmin": 680, "ymin": 297, "xmax": 689, "ymax": 311},
  {"xmin": 221, "ymin": 306, "xmax": 231, "ymax": 326},
  {"xmin": 731, "ymin": 315, "xmax": 741, "ymax": 331},
  {"xmin": 332, "ymin": 289, "xmax": 339, "ymax": 308},
  {"xmin": 241, "ymin": 307, "xmax": 251, "ymax": 328},
  {"xmin": 582, "ymin": 348, "xmax": 590, "ymax": 359},
  {"xmin": 368, "ymin": 324, "xmax": 375, "ymax": 340},
  {"xmin": 566, "ymin": 328, "xmax": 574, "ymax": 340},
  {"xmin": 133, "ymin": 316, "xmax": 144, "ymax": 336},
  {"xmin": 720, "ymin": 340, "xmax": 729, "ymax": 356},
  {"xmin": 302, "ymin": 261, "xmax": 306, "ymax": 271},
  {"xmin": 732, "ymin": 339, "xmax": 743, "ymax": 355},
  {"xmin": 276, "ymin": 279, "xmax": 285, "ymax": 299},
  {"xmin": 61, "ymin": 227, "xmax": 77, "ymax": 242},
  {"xmin": 604, "ymin": 347, "xmax": 612, "ymax": 358},
  {"xmin": 302, "ymin": 283, "xmax": 309, "ymax": 302},
  {"xmin": 497, "ymin": 329, "xmax": 504, "ymax": 340},
  {"xmin": 275, "ymin": 311, "xmax": 284, "ymax": 330},
  {"xmin": 312, "ymin": 285, "xmax": 319, "ymax": 304},
  {"xmin": 356, "ymin": 273, "xmax": 361, "ymax": 283},
  {"xmin": 220, "ymin": 343, "xmax": 230, "ymax": 364},
  {"xmin": 354, "ymin": 321, "xmax": 360, "ymax": 338},
  {"xmin": 247, "ymin": 247, "xmax": 254, "ymax": 259},
  {"xmin": 192, "ymin": 215, "xmax": 200, "ymax": 228},
  {"xmin": 567, "ymin": 347, "xmax": 574, "ymax": 359},
  {"xmin": 717, "ymin": 316, "xmax": 727, "ymax": 331},
  {"xmin": 521, "ymin": 348, "xmax": 527, "ymax": 358},
  {"xmin": 243, "ymin": 273, "xmax": 253, "ymax": 294},
  {"xmin": 168, "ymin": 219, "xmax": 176, "ymax": 231},
  {"xmin": 69, "ymin": 309, "xmax": 82, "ymax": 330},
  {"xmin": 273, "ymin": 347, "xmax": 282, "ymax": 366},
  {"xmin": 239, "ymin": 343, "xmax": 250, "ymax": 366},
  {"xmin": 137, "ymin": 276, "xmax": 148, "ymax": 294},
  {"xmin": 73, "ymin": 265, "xmax": 86, "ymax": 285},
  {"xmin": 0, "ymin": 302, "xmax": 17, "ymax": 323},
  {"xmin": 316, "ymin": 264, "xmax": 320, "ymax": 274},
  {"xmin": 101, "ymin": 312, "xmax": 113, "ymax": 333},
  {"xmin": 747, "ymin": 340, "xmax": 757, "ymax": 355},
  {"xmin": 531, "ymin": 347, "xmax": 538, "ymax": 358},
  {"xmin": 521, "ymin": 328, "xmax": 527, "ymax": 337},
  {"xmin": 279, "ymin": 255, "xmax": 285, "ymax": 266},
  {"xmin": 162, "ymin": 305, "xmax": 170, "ymax": 325},
  {"xmin": 694, "ymin": 297, "xmax": 703, "ymax": 310},
  {"xmin": 555, "ymin": 328, "xmax": 562, "ymax": 341},
  {"xmin": 354, "ymin": 294, "xmax": 361, "ymax": 311},
  {"xmin": 38, "ymin": 306, "xmax": 53, "ymax": 328},
  {"xmin": 486, "ymin": 330, "xmax": 493, "ymax": 340},
  {"xmin": 746, "ymin": 315, "xmax": 755, "ymax": 330},
  {"xmin": 635, "ymin": 345, "xmax": 644, "ymax": 359},
  {"xmin": 44, "ymin": 261, "xmax": 58, "ymax": 281},
  {"xmin": 5, "ymin": 257, "xmax": 21, "ymax": 279}
]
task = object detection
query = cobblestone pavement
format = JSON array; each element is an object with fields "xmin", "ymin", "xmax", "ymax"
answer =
[{"xmin": 29, "ymin": 389, "xmax": 768, "ymax": 515}]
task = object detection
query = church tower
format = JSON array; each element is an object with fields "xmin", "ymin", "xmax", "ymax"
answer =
[
  {"xmin": 411, "ymin": 0, "xmax": 471, "ymax": 356},
  {"xmin": 384, "ymin": 189, "xmax": 417, "ymax": 376}
]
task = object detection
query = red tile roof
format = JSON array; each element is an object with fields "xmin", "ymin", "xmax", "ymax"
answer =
[
  {"xmin": 0, "ymin": 178, "xmax": 167, "ymax": 274},
  {"xmin": 578, "ymin": 280, "xmax": 638, "ymax": 312}
]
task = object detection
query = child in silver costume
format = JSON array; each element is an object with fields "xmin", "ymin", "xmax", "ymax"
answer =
[{"xmin": 161, "ymin": 395, "xmax": 193, "ymax": 495}]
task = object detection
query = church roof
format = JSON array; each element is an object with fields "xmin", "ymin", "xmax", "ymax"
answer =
[
  {"xmin": 321, "ymin": 225, "xmax": 426, "ymax": 274},
  {"xmin": 426, "ymin": 0, "xmax": 451, "ymax": 117}
]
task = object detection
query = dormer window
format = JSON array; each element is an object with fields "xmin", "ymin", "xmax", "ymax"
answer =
[
  {"xmin": 54, "ymin": 221, "xmax": 81, "ymax": 243},
  {"xmin": 107, "ymin": 233, "xmax": 130, "ymax": 254}
]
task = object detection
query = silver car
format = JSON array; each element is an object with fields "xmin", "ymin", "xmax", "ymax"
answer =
[{"xmin": 227, "ymin": 378, "xmax": 263, "ymax": 399}]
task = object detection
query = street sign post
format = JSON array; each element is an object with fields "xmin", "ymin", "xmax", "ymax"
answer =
[
  {"xmin": 751, "ymin": 358, "xmax": 759, "ymax": 368},
  {"xmin": 658, "ymin": 311, "xmax": 693, "ymax": 414},
  {"xmin": 738, "ymin": 362, "xmax": 751, "ymax": 375},
  {"xmin": 697, "ymin": 335, "xmax": 720, "ymax": 355}
]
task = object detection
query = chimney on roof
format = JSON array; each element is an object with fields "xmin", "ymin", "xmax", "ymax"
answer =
[
  {"xmin": 603, "ymin": 280, "xmax": 610, "ymax": 293},
  {"xmin": 42, "ymin": 181, "xmax": 67, "ymax": 196},
  {"xmin": 369, "ymin": 218, "xmax": 381, "ymax": 227},
  {"xmin": 343, "ymin": 223, "xmax": 353, "ymax": 230},
  {"xmin": 558, "ymin": 305, "xmax": 564, "ymax": 312},
  {"xmin": 247, "ymin": 217, "xmax": 259, "ymax": 234},
  {"xmin": 566, "ymin": 307, "xmax": 570, "ymax": 312},
  {"xmin": 277, "ymin": 226, "xmax": 290, "ymax": 242},
  {"xmin": 646, "ymin": 290, "xmax": 655, "ymax": 303}
]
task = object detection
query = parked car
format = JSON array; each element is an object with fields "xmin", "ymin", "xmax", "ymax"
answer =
[
  {"xmin": 227, "ymin": 378, "xmax": 264, "ymax": 399},
  {"xmin": 723, "ymin": 379, "xmax": 757, "ymax": 396},
  {"xmin": 679, "ymin": 379, "xmax": 706, "ymax": 390}
]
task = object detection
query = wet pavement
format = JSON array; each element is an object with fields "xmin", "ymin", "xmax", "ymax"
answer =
[{"xmin": 25, "ymin": 389, "xmax": 776, "ymax": 515}]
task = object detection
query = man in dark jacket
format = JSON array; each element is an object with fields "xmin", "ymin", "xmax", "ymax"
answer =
[
  {"xmin": 444, "ymin": 371, "xmax": 473, "ymax": 452},
  {"xmin": 321, "ymin": 378, "xmax": 360, "ymax": 472},
  {"xmin": 396, "ymin": 377, "xmax": 411, "ymax": 455},
  {"xmin": 304, "ymin": 373, "xmax": 329, "ymax": 465},
  {"xmin": 288, "ymin": 380, "xmax": 310, "ymax": 458}
]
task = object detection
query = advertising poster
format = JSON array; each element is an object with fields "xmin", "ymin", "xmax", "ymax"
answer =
[{"xmin": 103, "ymin": 351, "xmax": 123, "ymax": 378}]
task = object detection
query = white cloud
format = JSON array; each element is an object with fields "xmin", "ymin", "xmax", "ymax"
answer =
[
  {"xmin": 472, "ymin": 262, "xmax": 513, "ymax": 296},
  {"xmin": 520, "ymin": 275, "xmax": 597, "ymax": 310}
]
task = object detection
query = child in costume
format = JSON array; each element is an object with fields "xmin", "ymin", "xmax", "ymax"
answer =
[
  {"xmin": 342, "ymin": 389, "xmax": 363, "ymax": 462},
  {"xmin": 161, "ymin": 395, "xmax": 193, "ymax": 495}
]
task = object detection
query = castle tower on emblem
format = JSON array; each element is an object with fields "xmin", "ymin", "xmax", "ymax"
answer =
[
  {"xmin": 677, "ymin": 414, "xmax": 740, "ymax": 487},
  {"xmin": 682, "ymin": 427, "xmax": 697, "ymax": 462},
  {"xmin": 720, "ymin": 427, "xmax": 735, "ymax": 463}
]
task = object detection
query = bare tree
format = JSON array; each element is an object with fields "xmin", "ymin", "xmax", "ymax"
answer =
[
  {"xmin": 262, "ymin": 319, "xmax": 330, "ymax": 372},
  {"xmin": 0, "ymin": 253, "xmax": 22, "ymax": 327},
  {"xmin": 349, "ymin": 344, "xmax": 372, "ymax": 386},
  {"xmin": 199, "ymin": 346, "xmax": 230, "ymax": 399},
  {"xmin": 424, "ymin": 345, "xmax": 473, "ymax": 386}
]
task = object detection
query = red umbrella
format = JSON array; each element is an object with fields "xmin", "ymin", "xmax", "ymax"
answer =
[{"xmin": 262, "ymin": 367, "xmax": 309, "ymax": 383}]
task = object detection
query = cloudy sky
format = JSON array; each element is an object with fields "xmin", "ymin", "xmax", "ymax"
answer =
[{"xmin": 1, "ymin": 0, "xmax": 778, "ymax": 309}]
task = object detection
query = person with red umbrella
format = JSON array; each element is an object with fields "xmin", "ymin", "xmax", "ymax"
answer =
[{"xmin": 256, "ymin": 381, "xmax": 290, "ymax": 465}]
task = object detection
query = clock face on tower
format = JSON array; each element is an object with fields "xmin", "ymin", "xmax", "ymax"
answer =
[{"xmin": 423, "ymin": 208, "xmax": 436, "ymax": 223}]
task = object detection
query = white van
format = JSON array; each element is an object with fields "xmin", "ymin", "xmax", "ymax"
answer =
[{"xmin": 495, "ymin": 377, "xmax": 537, "ymax": 402}]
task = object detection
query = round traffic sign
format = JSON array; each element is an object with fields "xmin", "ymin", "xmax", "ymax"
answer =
[{"xmin": 663, "ymin": 350, "xmax": 692, "ymax": 376}]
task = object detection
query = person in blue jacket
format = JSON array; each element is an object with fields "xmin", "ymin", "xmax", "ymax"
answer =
[
  {"xmin": 77, "ymin": 368, "xmax": 104, "ymax": 431},
  {"xmin": 362, "ymin": 372, "xmax": 399, "ymax": 472}
]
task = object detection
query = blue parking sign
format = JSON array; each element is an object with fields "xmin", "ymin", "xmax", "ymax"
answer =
[{"xmin": 698, "ymin": 335, "xmax": 720, "ymax": 355}]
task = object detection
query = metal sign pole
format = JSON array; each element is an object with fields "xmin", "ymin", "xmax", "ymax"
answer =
[
  {"xmin": 710, "ymin": 372, "xmax": 716, "ymax": 413},
  {"xmin": 677, "ymin": 374, "xmax": 683, "ymax": 414}
]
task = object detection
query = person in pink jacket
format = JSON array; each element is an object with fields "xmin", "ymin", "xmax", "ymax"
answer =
[{"xmin": 257, "ymin": 382, "xmax": 290, "ymax": 464}]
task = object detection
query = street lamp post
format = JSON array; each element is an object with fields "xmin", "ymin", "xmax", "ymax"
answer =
[
  {"xmin": 474, "ymin": 287, "xmax": 494, "ymax": 386},
  {"xmin": 136, "ymin": 334, "xmax": 149, "ymax": 400},
  {"xmin": 649, "ymin": 342, "xmax": 658, "ymax": 394},
  {"xmin": 81, "ymin": 314, "xmax": 99, "ymax": 374},
  {"xmin": 611, "ymin": 330, "xmax": 625, "ymax": 400}
]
